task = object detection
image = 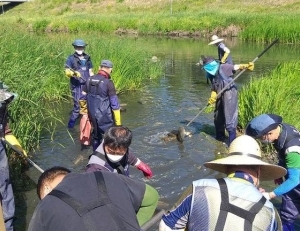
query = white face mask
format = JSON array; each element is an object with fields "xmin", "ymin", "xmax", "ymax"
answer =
[
  {"xmin": 106, "ymin": 154, "xmax": 124, "ymax": 163},
  {"xmin": 75, "ymin": 50, "xmax": 84, "ymax": 55}
]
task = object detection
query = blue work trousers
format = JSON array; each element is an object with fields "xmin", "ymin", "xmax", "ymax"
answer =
[{"xmin": 0, "ymin": 141, "xmax": 15, "ymax": 231}]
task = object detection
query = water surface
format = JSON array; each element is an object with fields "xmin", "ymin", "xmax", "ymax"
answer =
[{"xmin": 15, "ymin": 36, "xmax": 300, "ymax": 230}]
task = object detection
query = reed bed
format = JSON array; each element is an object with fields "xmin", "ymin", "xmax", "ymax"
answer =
[
  {"xmin": 0, "ymin": 31, "xmax": 163, "ymax": 152},
  {"xmin": 239, "ymin": 61, "xmax": 300, "ymax": 130}
]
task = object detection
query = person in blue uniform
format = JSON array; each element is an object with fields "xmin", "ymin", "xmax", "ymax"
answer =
[
  {"xmin": 200, "ymin": 56, "xmax": 254, "ymax": 145},
  {"xmin": 82, "ymin": 60, "xmax": 121, "ymax": 150},
  {"xmin": 246, "ymin": 113, "xmax": 300, "ymax": 231},
  {"xmin": 208, "ymin": 35, "xmax": 234, "ymax": 64},
  {"xmin": 65, "ymin": 39, "xmax": 94, "ymax": 128},
  {"xmin": 0, "ymin": 82, "xmax": 27, "ymax": 231}
]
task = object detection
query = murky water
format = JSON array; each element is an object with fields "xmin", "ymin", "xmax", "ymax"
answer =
[{"xmin": 14, "ymin": 37, "xmax": 300, "ymax": 230}]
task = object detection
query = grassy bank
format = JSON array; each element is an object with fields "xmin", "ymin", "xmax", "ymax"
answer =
[
  {"xmin": 239, "ymin": 61, "xmax": 300, "ymax": 129},
  {"xmin": 1, "ymin": 0, "xmax": 300, "ymax": 43},
  {"xmin": 0, "ymin": 31, "xmax": 163, "ymax": 153}
]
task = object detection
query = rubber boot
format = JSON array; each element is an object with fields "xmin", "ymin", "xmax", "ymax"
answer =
[
  {"xmin": 282, "ymin": 222, "xmax": 294, "ymax": 231},
  {"xmin": 92, "ymin": 139, "xmax": 100, "ymax": 151},
  {"xmin": 228, "ymin": 130, "xmax": 236, "ymax": 145},
  {"xmin": 67, "ymin": 119, "xmax": 76, "ymax": 128}
]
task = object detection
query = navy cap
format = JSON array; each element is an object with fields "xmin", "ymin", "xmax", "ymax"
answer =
[
  {"xmin": 72, "ymin": 39, "xmax": 87, "ymax": 47},
  {"xmin": 245, "ymin": 114, "xmax": 282, "ymax": 138},
  {"xmin": 100, "ymin": 60, "xmax": 113, "ymax": 68}
]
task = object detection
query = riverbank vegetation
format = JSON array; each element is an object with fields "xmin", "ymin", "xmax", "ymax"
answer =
[
  {"xmin": 0, "ymin": 31, "xmax": 162, "ymax": 153},
  {"xmin": 239, "ymin": 61, "xmax": 300, "ymax": 129},
  {"xmin": 1, "ymin": 0, "xmax": 300, "ymax": 43},
  {"xmin": 1, "ymin": 0, "xmax": 299, "ymax": 153}
]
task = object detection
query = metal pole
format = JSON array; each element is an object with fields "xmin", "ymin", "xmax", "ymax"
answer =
[
  {"xmin": 186, "ymin": 38, "xmax": 279, "ymax": 127},
  {"xmin": 141, "ymin": 209, "xmax": 166, "ymax": 231},
  {"xmin": 1, "ymin": 137, "xmax": 44, "ymax": 173}
]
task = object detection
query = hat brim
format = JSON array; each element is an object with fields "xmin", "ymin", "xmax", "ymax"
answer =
[
  {"xmin": 208, "ymin": 38, "xmax": 224, "ymax": 45},
  {"xmin": 245, "ymin": 114, "xmax": 283, "ymax": 138},
  {"xmin": 204, "ymin": 155, "xmax": 286, "ymax": 181}
]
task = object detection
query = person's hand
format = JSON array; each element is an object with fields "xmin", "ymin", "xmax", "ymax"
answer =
[
  {"xmin": 112, "ymin": 109, "xmax": 121, "ymax": 125},
  {"xmin": 74, "ymin": 71, "xmax": 81, "ymax": 78},
  {"xmin": 239, "ymin": 62, "xmax": 254, "ymax": 71},
  {"xmin": 136, "ymin": 161, "xmax": 153, "ymax": 179},
  {"xmin": 258, "ymin": 187, "xmax": 265, "ymax": 193},
  {"xmin": 207, "ymin": 91, "xmax": 217, "ymax": 106},
  {"xmin": 65, "ymin": 68, "xmax": 74, "ymax": 77},
  {"xmin": 262, "ymin": 192, "xmax": 271, "ymax": 200},
  {"xmin": 247, "ymin": 62, "xmax": 254, "ymax": 71},
  {"xmin": 274, "ymin": 177, "xmax": 283, "ymax": 185}
]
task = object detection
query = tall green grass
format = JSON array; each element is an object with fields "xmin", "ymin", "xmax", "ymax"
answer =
[
  {"xmin": 1, "ymin": 0, "xmax": 300, "ymax": 43},
  {"xmin": 239, "ymin": 61, "xmax": 300, "ymax": 130},
  {"xmin": 0, "ymin": 31, "xmax": 163, "ymax": 153}
]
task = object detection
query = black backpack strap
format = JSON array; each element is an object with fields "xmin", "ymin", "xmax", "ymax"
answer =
[
  {"xmin": 49, "ymin": 189, "xmax": 109, "ymax": 231},
  {"xmin": 94, "ymin": 171, "xmax": 128, "ymax": 230},
  {"xmin": 215, "ymin": 178, "xmax": 266, "ymax": 231}
]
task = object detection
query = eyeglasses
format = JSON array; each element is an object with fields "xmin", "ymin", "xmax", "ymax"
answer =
[{"xmin": 105, "ymin": 146, "xmax": 127, "ymax": 156}]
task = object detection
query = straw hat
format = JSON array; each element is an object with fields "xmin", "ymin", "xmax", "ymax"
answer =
[
  {"xmin": 208, "ymin": 35, "xmax": 224, "ymax": 45},
  {"xmin": 245, "ymin": 114, "xmax": 282, "ymax": 138},
  {"xmin": 204, "ymin": 135, "xmax": 286, "ymax": 181}
]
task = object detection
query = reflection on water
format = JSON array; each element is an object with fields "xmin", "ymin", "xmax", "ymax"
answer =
[{"xmin": 14, "ymin": 37, "xmax": 300, "ymax": 230}]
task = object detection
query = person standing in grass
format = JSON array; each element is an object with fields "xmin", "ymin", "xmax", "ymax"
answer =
[
  {"xmin": 199, "ymin": 56, "xmax": 254, "ymax": 145},
  {"xmin": 0, "ymin": 82, "xmax": 27, "ymax": 231},
  {"xmin": 208, "ymin": 35, "xmax": 234, "ymax": 64},
  {"xmin": 82, "ymin": 60, "xmax": 121, "ymax": 151},
  {"xmin": 65, "ymin": 39, "xmax": 94, "ymax": 128},
  {"xmin": 246, "ymin": 113, "xmax": 300, "ymax": 231}
]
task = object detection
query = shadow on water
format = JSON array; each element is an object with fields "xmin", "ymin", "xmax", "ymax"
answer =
[{"xmin": 11, "ymin": 36, "xmax": 300, "ymax": 230}]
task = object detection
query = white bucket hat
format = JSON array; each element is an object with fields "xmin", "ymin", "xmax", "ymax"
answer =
[
  {"xmin": 204, "ymin": 135, "xmax": 286, "ymax": 181},
  {"xmin": 208, "ymin": 35, "xmax": 224, "ymax": 45}
]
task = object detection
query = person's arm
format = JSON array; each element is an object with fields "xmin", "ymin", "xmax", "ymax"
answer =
[
  {"xmin": 88, "ymin": 57, "xmax": 94, "ymax": 76},
  {"xmin": 108, "ymin": 81, "xmax": 121, "ymax": 125},
  {"xmin": 268, "ymin": 152, "xmax": 300, "ymax": 198},
  {"xmin": 159, "ymin": 186, "xmax": 192, "ymax": 231},
  {"xmin": 127, "ymin": 149, "xmax": 153, "ymax": 178},
  {"xmin": 136, "ymin": 184, "xmax": 159, "ymax": 226},
  {"xmin": 220, "ymin": 46, "xmax": 230, "ymax": 64}
]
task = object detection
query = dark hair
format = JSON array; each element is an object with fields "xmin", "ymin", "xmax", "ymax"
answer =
[
  {"xmin": 37, "ymin": 166, "xmax": 71, "ymax": 200},
  {"xmin": 103, "ymin": 125, "xmax": 132, "ymax": 149}
]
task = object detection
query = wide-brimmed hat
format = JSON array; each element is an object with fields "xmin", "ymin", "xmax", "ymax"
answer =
[
  {"xmin": 245, "ymin": 114, "xmax": 282, "ymax": 138},
  {"xmin": 208, "ymin": 35, "xmax": 224, "ymax": 45},
  {"xmin": 204, "ymin": 135, "xmax": 286, "ymax": 181}
]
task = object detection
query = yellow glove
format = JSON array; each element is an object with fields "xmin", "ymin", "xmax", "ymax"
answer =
[
  {"xmin": 65, "ymin": 68, "xmax": 75, "ymax": 78},
  {"xmin": 74, "ymin": 71, "xmax": 81, "ymax": 78},
  {"xmin": 79, "ymin": 100, "xmax": 88, "ymax": 115},
  {"xmin": 5, "ymin": 134, "xmax": 28, "ymax": 157},
  {"xmin": 207, "ymin": 91, "xmax": 217, "ymax": 106},
  {"xmin": 112, "ymin": 109, "xmax": 121, "ymax": 125},
  {"xmin": 239, "ymin": 62, "xmax": 254, "ymax": 71},
  {"xmin": 221, "ymin": 52, "xmax": 229, "ymax": 64}
]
